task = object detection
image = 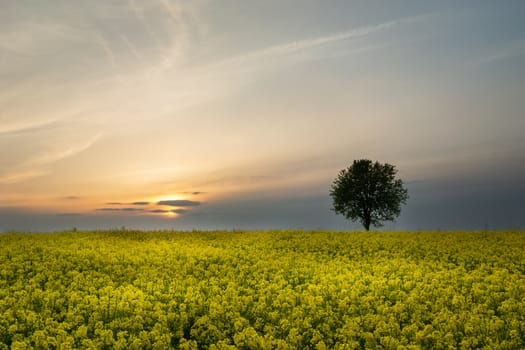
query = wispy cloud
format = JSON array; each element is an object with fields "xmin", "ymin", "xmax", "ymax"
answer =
[
  {"xmin": 143, "ymin": 15, "xmax": 424, "ymax": 115},
  {"xmin": 25, "ymin": 133, "xmax": 102, "ymax": 167},
  {"xmin": 0, "ymin": 169, "xmax": 50, "ymax": 185},
  {"xmin": 151, "ymin": 209, "xmax": 169, "ymax": 213},
  {"xmin": 474, "ymin": 38, "xmax": 525, "ymax": 66},
  {"xmin": 62, "ymin": 196, "xmax": 81, "ymax": 200},
  {"xmin": 0, "ymin": 119, "xmax": 62, "ymax": 136},
  {"xmin": 96, "ymin": 207, "xmax": 144, "ymax": 212},
  {"xmin": 158, "ymin": 200, "xmax": 201, "ymax": 207},
  {"xmin": 0, "ymin": 21, "xmax": 88, "ymax": 57},
  {"xmin": 212, "ymin": 16, "xmax": 424, "ymax": 69},
  {"xmin": 120, "ymin": 208, "xmax": 145, "ymax": 212},
  {"xmin": 93, "ymin": 32, "xmax": 121, "ymax": 75},
  {"xmin": 1, "ymin": 5, "xmax": 427, "ymax": 193},
  {"xmin": 184, "ymin": 191, "xmax": 204, "ymax": 195},
  {"xmin": 0, "ymin": 133, "xmax": 102, "ymax": 184},
  {"xmin": 150, "ymin": 208, "xmax": 188, "ymax": 214},
  {"xmin": 119, "ymin": 0, "xmax": 205, "ymax": 75},
  {"xmin": 104, "ymin": 201, "xmax": 150, "ymax": 205}
]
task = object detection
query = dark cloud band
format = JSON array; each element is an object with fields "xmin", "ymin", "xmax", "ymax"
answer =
[
  {"xmin": 157, "ymin": 200, "xmax": 201, "ymax": 207},
  {"xmin": 172, "ymin": 209, "xmax": 187, "ymax": 214},
  {"xmin": 96, "ymin": 208, "xmax": 144, "ymax": 212},
  {"xmin": 150, "ymin": 209, "xmax": 188, "ymax": 214}
]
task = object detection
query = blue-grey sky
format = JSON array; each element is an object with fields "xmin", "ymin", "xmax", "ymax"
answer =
[{"xmin": 1, "ymin": 1, "xmax": 524, "ymax": 231}]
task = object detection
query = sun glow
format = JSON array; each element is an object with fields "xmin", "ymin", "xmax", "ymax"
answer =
[
  {"xmin": 148, "ymin": 194, "xmax": 187, "ymax": 218},
  {"xmin": 165, "ymin": 211, "xmax": 177, "ymax": 218},
  {"xmin": 149, "ymin": 194, "xmax": 185, "ymax": 204}
]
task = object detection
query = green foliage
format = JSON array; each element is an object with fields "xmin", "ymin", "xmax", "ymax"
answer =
[
  {"xmin": 330, "ymin": 159, "xmax": 409, "ymax": 230},
  {"xmin": 1, "ymin": 230, "xmax": 524, "ymax": 349}
]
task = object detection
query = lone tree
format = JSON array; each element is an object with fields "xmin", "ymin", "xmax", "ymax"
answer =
[{"xmin": 330, "ymin": 159, "xmax": 408, "ymax": 231}]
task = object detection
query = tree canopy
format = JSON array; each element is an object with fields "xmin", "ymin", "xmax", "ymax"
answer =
[{"xmin": 330, "ymin": 159, "xmax": 408, "ymax": 230}]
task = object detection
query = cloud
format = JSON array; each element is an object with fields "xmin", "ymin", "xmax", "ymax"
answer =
[
  {"xmin": 150, "ymin": 209, "xmax": 188, "ymax": 214},
  {"xmin": 0, "ymin": 119, "xmax": 63, "ymax": 136},
  {"xmin": 0, "ymin": 21, "xmax": 89, "ymax": 57},
  {"xmin": 29, "ymin": 133, "xmax": 102, "ymax": 165},
  {"xmin": 0, "ymin": 133, "xmax": 102, "ymax": 184},
  {"xmin": 94, "ymin": 14, "xmax": 424, "ymax": 123},
  {"xmin": 212, "ymin": 16, "xmax": 424, "ymax": 69},
  {"xmin": 62, "ymin": 196, "xmax": 81, "ymax": 200},
  {"xmin": 474, "ymin": 38, "xmax": 525, "ymax": 66},
  {"xmin": 105, "ymin": 201, "xmax": 150, "ymax": 205},
  {"xmin": 96, "ymin": 207, "xmax": 144, "ymax": 212},
  {"xmin": 0, "ymin": 170, "xmax": 50, "ymax": 185},
  {"xmin": 56, "ymin": 213, "xmax": 82, "ymax": 216},
  {"xmin": 171, "ymin": 209, "xmax": 187, "ymax": 214},
  {"xmin": 150, "ymin": 209, "xmax": 169, "ymax": 213},
  {"xmin": 157, "ymin": 200, "xmax": 201, "ymax": 207}
]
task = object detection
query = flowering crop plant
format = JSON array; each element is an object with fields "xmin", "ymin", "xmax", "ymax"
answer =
[{"xmin": 0, "ymin": 230, "xmax": 524, "ymax": 349}]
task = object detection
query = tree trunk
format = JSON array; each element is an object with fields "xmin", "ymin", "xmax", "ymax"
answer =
[
  {"xmin": 362, "ymin": 206, "xmax": 371, "ymax": 231},
  {"xmin": 363, "ymin": 215, "xmax": 371, "ymax": 231}
]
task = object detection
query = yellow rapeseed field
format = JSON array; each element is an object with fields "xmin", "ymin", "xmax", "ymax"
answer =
[{"xmin": 0, "ymin": 230, "xmax": 524, "ymax": 349}]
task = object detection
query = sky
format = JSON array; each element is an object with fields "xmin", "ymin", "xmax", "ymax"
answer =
[{"xmin": 1, "ymin": 0, "xmax": 524, "ymax": 231}]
